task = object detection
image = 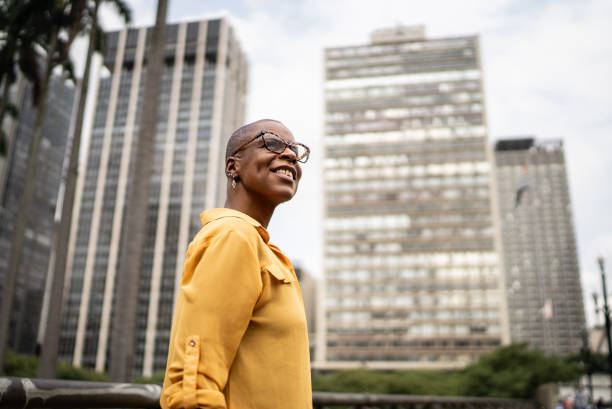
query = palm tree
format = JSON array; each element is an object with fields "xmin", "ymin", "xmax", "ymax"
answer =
[
  {"xmin": 37, "ymin": 0, "xmax": 131, "ymax": 379},
  {"xmin": 107, "ymin": 0, "xmax": 168, "ymax": 382},
  {"xmin": 0, "ymin": 0, "xmax": 91, "ymax": 372},
  {"xmin": 0, "ymin": 0, "xmax": 49, "ymax": 200}
]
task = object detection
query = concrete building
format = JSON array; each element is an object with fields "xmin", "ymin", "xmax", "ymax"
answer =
[
  {"xmin": 294, "ymin": 265, "xmax": 318, "ymax": 360},
  {"xmin": 58, "ymin": 18, "xmax": 248, "ymax": 376},
  {"xmin": 319, "ymin": 26, "xmax": 508, "ymax": 369},
  {"xmin": 0, "ymin": 76, "xmax": 75, "ymax": 355},
  {"xmin": 495, "ymin": 137, "xmax": 585, "ymax": 355}
]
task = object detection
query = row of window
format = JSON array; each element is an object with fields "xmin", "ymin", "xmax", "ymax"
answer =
[
  {"xmin": 326, "ymin": 47, "xmax": 475, "ymax": 70},
  {"xmin": 326, "ymin": 115, "xmax": 483, "ymax": 135},
  {"xmin": 326, "ymin": 103, "xmax": 482, "ymax": 123},
  {"xmin": 328, "ymin": 93, "xmax": 482, "ymax": 117},
  {"xmin": 327, "ymin": 231, "xmax": 492, "ymax": 255},
  {"xmin": 326, "ymin": 38, "xmax": 474, "ymax": 59},
  {"xmin": 325, "ymin": 69, "xmax": 481, "ymax": 90},
  {"xmin": 325, "ymin": 69, "xmax": 481, "ymax": 92},
  {"xmin": 326, "ymin": 223, "xmax": 492, "ymax": 241},
  {"xmin": 327, "ymin": 289, "xmax": 500, "ymax": 308},
  {"xmin": 325, "ymin": 80, "xmax": 480, "ymax": 103},
  {"xmin": 327, "ymin": 187, "xmax": 490, "ymax": 205},
  {"xmin": 324, "ymin": 125, "xmax": 486, "ymax": 146},
  {"xmin": 327, "ymin": 280, "xmax": 497, "ymax": 295},
  {"xmin": 325, "ymin": 148, "xmax": 484, "ymax": 167},
  {"xmin": 325, "ymin": 161, "xmax": 490, "ymax": 182},
  {"xmin": 327, "ymin": 200, "xmax": 492, "ymax": 218},
  {"xmin": 330, "ymin": 324, "xmax": 500, "ymax": 338},
  {"xmin": 326, "ymin": 251, "xmax": 498, "ymax": 269},
  {"xmin": 327, "ymin": 266, "xmax": 498, "ymax": 281},
  {"xmin": 329, "ymin": 60, "xmax": 476, "ymax": 80},
  {"xmin": 327, "ymin": 171, "xmax": 489, "ymax": 192},
  {"xmin": 328, "ymin": 308, "xmax": 500, "ymax": 321}
]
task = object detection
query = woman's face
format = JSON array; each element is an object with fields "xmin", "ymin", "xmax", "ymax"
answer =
[{"xmin": 236, "ymin": 120, "xmax": 303, "ymax": 207}]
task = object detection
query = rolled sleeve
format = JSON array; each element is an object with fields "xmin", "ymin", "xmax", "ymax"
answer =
[{"xmin": 162, "ymin": 230, "xmax": 263, "ymax": 409}]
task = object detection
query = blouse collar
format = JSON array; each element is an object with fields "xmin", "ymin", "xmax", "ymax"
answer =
[{"xmin": 200, "ymin": 208, "xmax": 270, "ymax": 243}]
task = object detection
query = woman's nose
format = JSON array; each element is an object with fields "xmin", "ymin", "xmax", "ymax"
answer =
[{"xmin": 279, "ymin": 146, "xmax": 297, "ymax": 161}]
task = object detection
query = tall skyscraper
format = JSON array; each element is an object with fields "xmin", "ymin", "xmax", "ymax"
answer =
[
  {"xmin": 59, "ymin": 18, "xmax": 248, "ymax": 376},
  {"xmin": 0, "ymin": 76, "xmax": 75, "ymax": 355},
  {"xmin": 494, "ymin": 137, "xmax": 585, "ymax": 355},
  {"xmin": 319, "ymin": 26, "xmax": 508, "ymax": 369}
]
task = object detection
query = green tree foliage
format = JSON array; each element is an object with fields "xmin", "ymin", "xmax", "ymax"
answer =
[
  {"xmin": 312, "ymin": 344, "xmax": 582, "ymax": 399},
  {"xmin": 313, "ymin": 369, "xmax": 393, "ymax": 394},
  {"xmin": 460, "ymin": 344, "xmax": 581, "ymax": 398},
  {"xmin": 566, "ymin": 351, "xmax": 609, "ymax": 374},
  {"xmin": 387, "ymin": 370, "xmax": 464, "ymax": 396}
]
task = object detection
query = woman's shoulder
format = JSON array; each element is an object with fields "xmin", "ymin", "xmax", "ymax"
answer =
[
  {"xmin": 194, "ymin": 215, "xmax": 260, "ymax": 247},
  {"xmin": 185, "ymin": 217, "xmax": 261, "ymax": 263},
  {"xmin": 206, "ymin": 215, "xmax": 259, "ymax": 236}
]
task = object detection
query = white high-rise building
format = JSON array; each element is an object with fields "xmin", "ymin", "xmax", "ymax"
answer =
[
  {"xmin": 59, "ymin": 18, "xmax": 248, "ymax": 376},
  {"xmin": 318, "ymin": 26, "xmax": 508, "ymax": 369}
]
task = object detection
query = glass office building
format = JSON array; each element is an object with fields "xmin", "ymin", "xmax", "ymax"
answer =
[
  {"xmin": 318, "ymin": 26, "xmax": 508, "ymax": 369},
  {"xmin": 0, "ymin": 77, "xmax": 75, "ymax": 355},
  {"xmin": 495, "ymin": 138, "xmax": 585, "ymax": 355},
  {"xmin": 59, "ymin": 18, "xmax": 248, "ymax": 376}
]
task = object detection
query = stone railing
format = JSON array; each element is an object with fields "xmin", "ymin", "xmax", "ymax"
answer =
[{"xmin": 0, "ymin": 377, "xmax": 536, "ymax": 409}]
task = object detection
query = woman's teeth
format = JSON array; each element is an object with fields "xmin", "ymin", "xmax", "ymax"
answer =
[{"xmin": 274, "ymin": 169, "xmax": 292, "ymax": 179}]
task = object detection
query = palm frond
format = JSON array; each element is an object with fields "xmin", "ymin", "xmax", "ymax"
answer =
[
  {"xmin": 62, "ymin": 58, "xmax": 75, "ymax": 83},
  {"xmin": 17, "ymin": 45, "xmax": 43, "ymax": 107},
  {"xmin": 0, "ymin": 130, "xmax": 7, "ymax": 157},
  {"xmin": 92, "ymin": 21, "xmax": 105, "ymax": 53},
  {"xmin": 5, "ymin": 102, "xmax": 19, "ymax": 119},
  {"xmin": 106, "ymin": 0, "xmax": 132, "ymax": 24}
]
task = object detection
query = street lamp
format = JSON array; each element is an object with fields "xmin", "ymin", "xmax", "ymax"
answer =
[{"xmin": 596, "ymin": 256, "xmax": 612, "ymax": 401}]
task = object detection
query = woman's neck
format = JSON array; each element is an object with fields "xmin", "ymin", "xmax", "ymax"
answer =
[{"xmin": 224, "ymin": 196, "xmax": 274, "ymax": 228}]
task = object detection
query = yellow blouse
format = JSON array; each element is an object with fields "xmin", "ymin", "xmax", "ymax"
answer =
[{"xmin": 160, "ymin": 208, "xmax": 312, "ymax": 409}]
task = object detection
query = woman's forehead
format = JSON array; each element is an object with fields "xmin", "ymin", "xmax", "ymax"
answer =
[{"xmin": 253, "ymin": 121, "xmax": 294, "ymax": 141}]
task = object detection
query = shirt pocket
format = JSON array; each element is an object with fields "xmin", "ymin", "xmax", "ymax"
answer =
[{"xmin": 262, "ymin": 264, "xmax": 296, "ymax": 284}]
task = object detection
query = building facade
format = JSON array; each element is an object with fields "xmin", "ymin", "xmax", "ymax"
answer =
[
  {"xmin": 0, "ymin": 76, "xmax": 75, "ymax": 355},
  {"xmin": 495, "ymin": 138, "xmax": 585, "ymax": 355},
  {"xmin": 294, "ymin": 265, "xmax": 318, "ymax": 360},
  {"xmin": 318, "ymin": 26, "xmax": 508, "ymax": 369},
  {"xmin": 59, "ymin": 18, "xmax": 248, "ymax": 376}
]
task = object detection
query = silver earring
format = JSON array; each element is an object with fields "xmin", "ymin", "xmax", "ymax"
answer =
[{"xmin": 232, "ymin": 178, "xmax": 237, "ymax": 189}]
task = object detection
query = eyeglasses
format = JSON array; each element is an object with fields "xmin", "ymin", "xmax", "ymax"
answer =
[{"xmin": 231, "ymin": 130, "xmax": 310, "ymax": 163}]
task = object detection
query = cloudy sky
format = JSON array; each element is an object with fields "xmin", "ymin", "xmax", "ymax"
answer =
[{"xmin": 98, "ymin": 0, "xmax": 612, "ymax": 326}]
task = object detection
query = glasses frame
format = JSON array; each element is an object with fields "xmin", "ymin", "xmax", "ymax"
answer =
[{"xmin": 230, "ymin": 130, "xmax": 310, "ymax": 163}]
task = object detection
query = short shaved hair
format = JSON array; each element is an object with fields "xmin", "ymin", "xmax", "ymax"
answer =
[{"xmin": 225, "ymin": 119, "xmax": 282, "ymax": 160}]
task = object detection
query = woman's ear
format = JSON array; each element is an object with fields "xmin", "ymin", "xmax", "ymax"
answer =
[{"xmin": 225, "ymin": 157, "xmax": 239, "ymax": 180}]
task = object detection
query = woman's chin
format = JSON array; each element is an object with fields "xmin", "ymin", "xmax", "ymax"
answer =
[{"xmin": 271, "ymin": 187, "xmax": 297, "ymax": 205}]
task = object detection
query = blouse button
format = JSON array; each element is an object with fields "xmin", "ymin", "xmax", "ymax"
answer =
[{"xmin": 189, "ymin": 340, "xmax": 195, "ymax": 347}]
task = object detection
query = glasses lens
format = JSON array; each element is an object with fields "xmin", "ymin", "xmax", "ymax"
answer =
[
  {"xmin": 262, "ymin": 133, "xmax": 285, "ymax": 153},
  {"xmin": 262, "ymin": 133, "xmax": 309, "ymax": 162},
  {"xmin": 294, "ymin": 144, "xmax": 309, "ymax": 162}
]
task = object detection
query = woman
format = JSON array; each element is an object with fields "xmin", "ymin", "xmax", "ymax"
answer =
[{"xmin": 160, "ymin": 119, "xmax": 312, "ymax": 409}]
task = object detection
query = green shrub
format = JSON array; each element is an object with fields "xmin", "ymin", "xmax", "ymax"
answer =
[
  {"xmin": 2, "ymin": 350, "xmax": 106, "ymax": 381},
  {"xmin": 2, "ymin": 349, "xmax": 38, "ymax": 377},
  {"xmin": 133, "ymin": 371, "xmax": 165, "ymax": 384},
  {"xmin": 56, "ymin": 360, "xmax": 107, "ymax": 381}
]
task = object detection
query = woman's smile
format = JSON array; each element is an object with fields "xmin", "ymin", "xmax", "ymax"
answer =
[{"xmin": 271, "ymin": 165, "xmax": 296, "ymax": 182}]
